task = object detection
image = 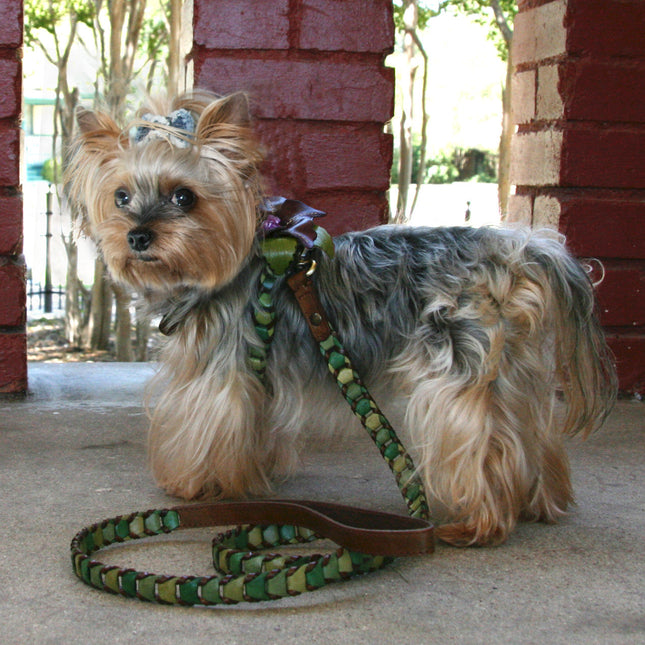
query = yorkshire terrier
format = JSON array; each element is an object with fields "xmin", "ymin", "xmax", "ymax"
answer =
[{"xmin": 65, "ymin": 90, "xmax": 617, "ymax": 546}]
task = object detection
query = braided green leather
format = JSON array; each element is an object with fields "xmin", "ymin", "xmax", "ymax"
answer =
[
  {"xmin": 318, "ymin": 331, "xmax": 429, "ymax": 520},
  {"xmin": 71, "ymin": 509, "xmax": 392, "ymax": 605},
  {"xmin": 247, "ymin": 267, "xmax": 277, "ymax": 383}
]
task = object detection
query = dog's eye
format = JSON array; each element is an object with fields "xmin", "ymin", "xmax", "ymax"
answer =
[
  {"xmin": 114, "ymin": 188, "xmax": 131, "ymax": 208},
  {"xmin": 170, "ymin": 187, "xmax": 196, "ymax": 210}
]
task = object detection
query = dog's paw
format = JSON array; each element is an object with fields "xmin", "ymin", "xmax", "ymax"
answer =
[{"xmin": 435, "ymin": 521, "xmax": 509, "ymax": 547}]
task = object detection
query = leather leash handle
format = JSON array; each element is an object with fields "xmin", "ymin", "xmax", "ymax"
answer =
[{"xmin": 175, "ymin": 499, "xmax": 433, "ymax": 557}]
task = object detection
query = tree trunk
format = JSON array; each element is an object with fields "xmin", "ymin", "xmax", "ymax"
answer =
[
  {"xmin": 113, "ymin": 284, "xmax": 134, "ymax": 361},
  {"xmin": 63, "ymin": 234, "xmax": 83, "ymax": 347},
  {"xmin": 409, "ymin": 30, "xmax": 429, "ymax": 217},
  {"xmin": 135, "ymin": 316, "xmax": 151, "ymax": 361},
  {"xmin": 167, "ymin": 0, "xmax": 183, "ymax": 96},
  {"xmin": 498, "ymin": 51, "xmax": 514, "ymax": 220},
  {"xmin": 107, "ymin": 0, "xmax": 127, "ymax": 119},
  {"xmin": 87, "ymin": 258, "xmax": 112, "ymax": 351},
  {"xmin": 394, "ymin": 1, "xmax": 418, "ymax": 224},
  {"xmin": 487, "ymin": 0, "xmax": 514, "ymax": 220}
]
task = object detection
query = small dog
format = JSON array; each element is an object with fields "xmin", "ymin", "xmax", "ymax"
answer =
[{"xmin": 66, "ymin": 91, "xmax": 616, "ymax": 546}]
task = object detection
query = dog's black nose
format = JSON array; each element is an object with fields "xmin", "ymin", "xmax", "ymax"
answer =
[{"xmin": 127, "ymin": 228, "xmax": 154, "ymax": 252}]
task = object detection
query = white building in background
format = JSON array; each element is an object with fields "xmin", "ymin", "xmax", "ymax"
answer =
[{"xmin": 23, "ymin": 92, "xmax": 56, "ymax": 180}]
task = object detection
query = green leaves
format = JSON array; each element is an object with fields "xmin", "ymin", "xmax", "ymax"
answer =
[
  {"xmin": 24, "ymin": 0, "xmax": 95, "ymax": 44},
  {"xmin": 392, "ymin": 1, "xmax": 440, "ymax": 33},
  {"xmin": 392, "ymin": 0, "xmax": 517, "ymax": 61}
]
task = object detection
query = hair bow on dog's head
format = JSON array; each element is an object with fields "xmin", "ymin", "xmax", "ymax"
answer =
[{"xmin": 132, "ymin": 108, "xmax": 196, "ymax": 148}]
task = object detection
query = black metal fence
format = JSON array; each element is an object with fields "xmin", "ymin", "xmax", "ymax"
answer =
[{"xmin": 27, "ymin": 279, "xmax": 65, "ymax": 315}]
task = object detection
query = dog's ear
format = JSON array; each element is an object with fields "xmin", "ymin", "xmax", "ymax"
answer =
[
  {"xmin": 196, "ymin": 92, "xmax": 252, "ymax": 138},
  {"xmin": 194, "ymin": 92, "xmax": 263, "ymax": 174},
  {"xmin": 74, "ymin": 106, "xmax": 122, "ymax": 144},
  {"xmin": 64, "ymin": 106, "xmax": 123, "ymax": 233},
  {"xmin": 75, "ymin": 106, "xmax": 102, "ymax": 134}
]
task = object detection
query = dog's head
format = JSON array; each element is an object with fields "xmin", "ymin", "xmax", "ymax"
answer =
[{"xmin": 65, "ymin": 91, "xmax": 264, "ymax": 292}]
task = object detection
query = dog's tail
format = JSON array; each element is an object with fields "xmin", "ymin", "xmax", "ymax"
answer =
[{"xmin": 526, "ymin": 231, "xmax": 617, "ymax": 436}]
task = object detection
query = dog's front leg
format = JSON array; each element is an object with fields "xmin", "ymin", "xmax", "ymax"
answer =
[{"xmin": 147, "ymin": 340, "xmax": 270, "ymax": 500}]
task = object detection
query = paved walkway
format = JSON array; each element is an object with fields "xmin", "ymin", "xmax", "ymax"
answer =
[{"xmin": 1, "ymin": 363, "xmax": 643, "ymax": 644}]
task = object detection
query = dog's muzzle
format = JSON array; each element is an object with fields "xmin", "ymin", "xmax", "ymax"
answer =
[{"xmin": 127, "ymin": 228, "xmax": 154, "ymax": 252}]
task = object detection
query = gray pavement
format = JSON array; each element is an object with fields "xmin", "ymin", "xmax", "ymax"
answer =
[{"xmin": 1, "ymin": 362, "xmax": 643, "ymax": 644}]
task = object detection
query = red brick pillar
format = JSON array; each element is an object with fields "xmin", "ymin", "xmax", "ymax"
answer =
[
  {"xmin": 191, "ymin": 0, "xmax": 394, "ymax": 236},
  {"xmin": 0, "ymin": 0, "xmax": 26, "ymax": 394},
  {"xmin": 509, "ymin": 0, "xmax": 645, "ymax": 395}
]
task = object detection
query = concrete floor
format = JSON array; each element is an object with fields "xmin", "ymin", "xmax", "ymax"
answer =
[{"xmin": 1, "ymin": 362, "xmax": 643, "ymax": 644}]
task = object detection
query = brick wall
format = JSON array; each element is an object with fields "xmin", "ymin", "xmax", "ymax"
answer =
[
  {"xmin": 509, "ymin": 0, "xmax": 645, "ymax": 395},
  {"xmin": 2, "ymin": 1, "xmax": 641, "ymax": 395},
  {"xmin": 0, "ymin": 0, "xmax": 25, "ymax": 394},
  {"xmin": 191, "ymin": 0, "xmax": 395, "ymax": 236}
]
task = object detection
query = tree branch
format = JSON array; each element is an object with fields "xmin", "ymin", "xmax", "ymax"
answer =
[
  {"xmin": 489, "ymin": 0, "xmax": 513, "ymax": 46},
  {"xmin": 407, "ymin": 27, "xmax": 429, "ymax": 216}
]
